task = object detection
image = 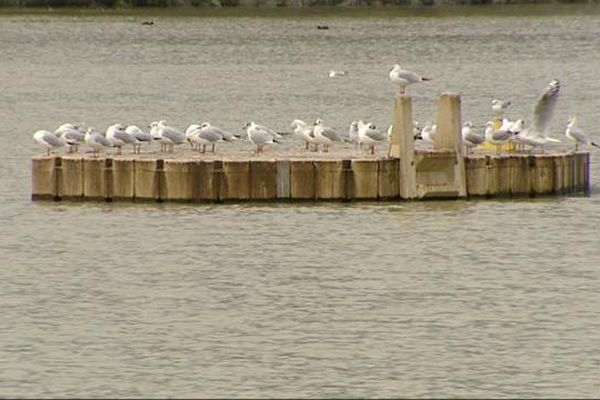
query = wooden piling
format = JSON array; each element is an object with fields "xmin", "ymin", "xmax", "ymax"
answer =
[
  {"xmin": 378, "ymin": 158, "xmax": 400, "ymax": 199},
  {"xmin": 351, "ymin": 159, "xmax": 378, "ymax": 199},
  {"xmin": 59, "ymin": 156, "xmax": 83, "ymax": 199},
  {"xmin": 31, "ymin": 156, "xmax": 58, "ymax": 200},
  {"xmin": 134, "ymin": 159, "xmax": 161, "ymax": 201},
  {"xmin": 314, "ymin": 160, "xmax": 344, "ymax": 200},
  {"xmin": 162, "ymin": 159, "xmax": 196, "ymax": 201},
  {"xmin": 83, "ymin": 157, "xmax": 108, "ymax": 200},
  {"xmin": 290, "ymin": 160, "xmax": 315, "ymax": 200},
  {"xmin": 112, "ymin": 158, "xmax": 134, "ymax": 200},
  {"xmin": 220, "ymin": 161, "xmax": 250, "ymax": 201},
  {"xmin": 250, "ymin": 160, "xmax": 277, "ymax": 200}
]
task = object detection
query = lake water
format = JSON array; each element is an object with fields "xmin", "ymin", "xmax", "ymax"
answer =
[{"xmin": 1, "ymin": 5, "xmax": 600, "ymax": 398}]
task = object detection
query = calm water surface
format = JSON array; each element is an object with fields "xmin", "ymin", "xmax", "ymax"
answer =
[{"xmin": 1, "ymin": 6, "xmax": 600, "ymax": 398}]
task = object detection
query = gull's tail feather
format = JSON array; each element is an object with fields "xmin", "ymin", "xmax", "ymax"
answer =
[
  {"xmin": 591, "ymin": 142, "xmax": 600, "ymax": 149},
  {"xmin": 421, "ymin": 77, "xmax": 432, "ymax": 81}
]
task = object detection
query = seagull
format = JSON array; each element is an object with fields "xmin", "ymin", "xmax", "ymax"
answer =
[
  {"xmin": 55, "ymin": 124, "xmax": 85, "ymax": 153},
  {"xmin": 125, "ymin": 125, "xmax": 153, "ymax": 154},
  {"xmin": 485, "ymin": 121, "xmax": 513, "ymax": 155},
  {"xmin": 313, "ymin": 119, "xmax": 344, "ymax": 152},
  {"xmin": 491, "ymin": 99, "xmax": 511, "ymax": 119},
  {"xmin": 244, "ymin": 122, "xmax": 282, "ymax": 140},
  {"xmin": 510, "ymin": 79, "xmax": 561, "ymax": 149},
  {"xmin": 246, "ymin": 123, "xmax": 279, "ymax": 154},
  {"xmin": 512, "ymin": 121, "xmax": 560, "ymax": 153},
  {"xmin": 389, "ymin": 64, "xmax": 431, "ymax": 95},
  {"xmin": 185, "ymin": 124, "xmax": 202, "ymax": 149},
  {"xmin": 532, "ymin": 79, "xmax": 560, "ymax": 138},
  {"xmin": 328, "ymin": 70, "xmax": 348, "ymax": 77},
  {"xmin": 188, "ymin": 122, "xmax": 235, "ymax": 153},
  {"xmin": 565, "ymin": 115, "xmax": 600, "ymax": 152},
  {"xmin": 462, "ymin": 121, "xmax": 485, "ymax": 153},
  {"xmin": 291, "ymin": 119, "xmax": 314, "ymax": 150},
  {"xmin": 358, "ymin": 120, "xmax": 388, "ymax": 155},
  {"xmin": 420, "ymin": 121, "xmax": 437, "ymax": 146},
  {"xmin": 155, "ymin": 120, "xmax": 185, "ymax": 152},
  {"xmin": 349, "ymin": 121, "xmax": 361, "ymax": 149},
  {"xmin": 106, "ymin": 124, "xmax": 136, "ymax": 155},
  {"xmin": 33, "ymin": 130, "xmax": 66, "ymax": 156},
  {"xmin": 85, "ymin": 127, "xmax": 112, "ymax": 157}
]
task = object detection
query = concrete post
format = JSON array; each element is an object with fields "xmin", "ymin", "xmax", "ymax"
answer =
[{"xmin": 389, "ymin": 94, "xmax": 416, "ymax": 199}]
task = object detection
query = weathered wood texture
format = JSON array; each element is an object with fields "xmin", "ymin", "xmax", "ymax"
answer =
[{"xmin": 32, "ymin": 152, "xmax": 590, "ymax": 202}]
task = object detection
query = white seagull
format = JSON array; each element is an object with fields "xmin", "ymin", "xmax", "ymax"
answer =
[
  {"xmin": 389, "ymin": 64, "xmax": 431, "ymax": 95},
  {"xmin": 491, "ymin": 99, "xmax": 511, "ymax": 118},
  {"xmin": 106, "ymin": 124, "xmax": 136, "ymax": 155},
  {"xmin": 125, "ymin": 125, "xmax": 153, "ymax": 154},
  {"xmin": 246, "ymin": 123, "xmax": 279, "ymax": 154},
  {"xmin": 358, "ymin": 120, "xmax": 388, "ymax": 155},
  {"xmin": 462, "ymin": 121, "xmax": 485, "ymax": 153},
  {"xmin": 328, "ymin": 70, "xmax": 348, "ymax": 77},
  {"xmin": 155, "ymin": 120, "xmax": 185, "ymax": 152},
  {"xmin": 55, "ymin": 124, "xmax": 85, "ymax": 153},
  {"xmin": 485, "ymin": 121, "xmax": 514, "ymax": 154},
  {"xmin": 313, "ymin": 119, "xmax": 344, "ymax": 152},
  {"xmin": 85, "ymin": 127, "xmax": 112, "ymax": 156},
  {"xmin": 188, "ymin": 122, "xmax": 235, "ymax": 153},
  {"xmin": 244, "ymin": 122, "xmax": 282, "ymax": 140},
  {"xmin": 565, "ymin": 115, "xmax": 600, "ymax": 152},
  {"xmin": 291, "ymin": 119, "xmax": 314, "ymax": 150},
  {"xmin": 33, "ymin": 130, "xmax": 66, "ymax": 156}
]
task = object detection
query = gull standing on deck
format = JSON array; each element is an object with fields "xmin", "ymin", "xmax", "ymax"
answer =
[
  {"xmin": 462, "ymin": 121, "xmax": 485, "ymax": 153},
  {"xmin": 126, "ymin": 125, "xmax": 153, "ymax": 154},
  {"xmin": 85, "ymin": 127, "xmax": 112, "ymax": 156},
  {"xmin": 349, "ymin": 121, "xmax": 361, "ymax": 149},
  {"xmin": 491, "ymin": 99, "xmax": 511, "ymax": 119},
  {"xmin": 420, "ymin": 121, "xmax": 437, "ymax": 146},
  {"xmin": 565, "ymin": 115, "xmax": 600, "ymax": 152},
  {"xmin": 485, "ymin": 121, "xmax": 514, "ymax": 154},
  {"xmin": 389, "ymin": 64, "xmax": 431, "ymax": 95},
  {"xmin": 291, "ymin": 119, "xmax": 314, "ymax": 150},
  {"xmin": 244, "ymin": 122, "xmax": 282, "ymax": 140},
  {"xmin": 155, "ymin": 120, "xmax": 185, "ymax": 153},
  {"xmin": 33, "ymin": 130, "xmax": 66, "ymax": 156},
  {"xmin": 55, "ymin": 124, "xmax": 85, "ymax": 153},
  {"xmin": 106, "ymin": 123, "xmax": 136, "ymax": 155},
  {"xmin": 313, "ymin": 119, "xmax": 344, "ymax": 152},
  {"xmin": 189, "ymin": 122, "xmax": 235, "ymax": 153},
  {"xmin": 358, "ymin": 120, "xmax": 388, "ymax": 155},
  {"xmin": 246, "ymin": 123, "xmax": 279, "ymax": 154}
]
